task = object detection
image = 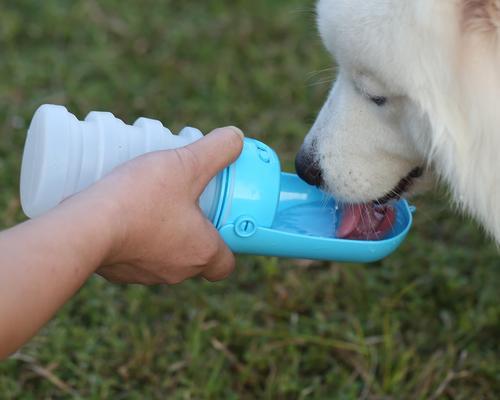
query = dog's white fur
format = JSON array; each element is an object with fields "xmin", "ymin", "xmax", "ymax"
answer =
[{"xmin": 304, "ymin": 0, "xmax": 500, "ymax": 240}]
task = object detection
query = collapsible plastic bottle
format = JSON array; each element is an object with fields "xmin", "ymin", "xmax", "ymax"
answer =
[
  {"xmin": 20, "ymin": 104, "xmax": 414, "ymax": 262},
  {"xmin": 20, "ymin": 104, "xmax": 224, "ymax": 221}
]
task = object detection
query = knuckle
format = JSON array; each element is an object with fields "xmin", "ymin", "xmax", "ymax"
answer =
[
  {"xmin": 141, "ymin": 277, "xmax": 162, "ymax": 286},
  {"xmin": 164, "ymin": 275, "xmax": 186, "ymax": 285},
  {"xmin": 174, "ymin": 147, "xmax": 202, "ymax": 177},
  {"xmin": 221, "ymin": 258, "xmax": 236, "ymax": 278},
  {"xmin": 99, "ymin": 273, "xmax": 123, "ymax": 285},
  {"xmin": 206, "ymin": 264, "xmax": 235, "ymax": 283},
  {"xmin": 196, "ymin": 240, "xmax": 220, "ymax": 266}
]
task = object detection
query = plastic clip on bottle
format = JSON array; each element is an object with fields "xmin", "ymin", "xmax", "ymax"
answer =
[{"xmin": 20, "ymin": 105, "xmax": 415, "ymax": 263}]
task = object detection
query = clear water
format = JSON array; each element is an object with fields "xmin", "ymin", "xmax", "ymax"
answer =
[{"xmin": 272, "ymin": 201, "xmax": 339, "ymax": 238}]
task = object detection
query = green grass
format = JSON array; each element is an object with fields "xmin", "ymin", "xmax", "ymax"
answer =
[{"xmin": 1, "ymin": 1, "xmax": 499, "ymax": 398}]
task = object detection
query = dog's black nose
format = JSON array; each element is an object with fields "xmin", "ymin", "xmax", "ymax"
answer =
[{"xmin": 295, "ymin": 146, "xmax": 324, "ymax": 187}]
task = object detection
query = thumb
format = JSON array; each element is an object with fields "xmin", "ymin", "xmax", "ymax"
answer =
[{"xmin": 181, "ymin": 126, "xmax": 244, "ymax": 195}]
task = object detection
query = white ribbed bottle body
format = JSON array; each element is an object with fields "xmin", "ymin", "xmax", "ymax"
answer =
[{"xmin": 20, "ymin": 104, "xmax": 221, "ymax": 220}]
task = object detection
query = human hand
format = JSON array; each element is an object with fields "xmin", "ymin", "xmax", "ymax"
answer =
[
  {"xmin": 0, "ymin": 126, "xmax": 242, "ymax": 358},
  {"xmin": 80, "ymin": 126, "xmax": 244, "ymax": 285}
]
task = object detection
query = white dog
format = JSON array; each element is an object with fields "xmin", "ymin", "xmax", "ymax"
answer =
[{"xmin": 296, "ymin": 0, "xmax": 500, "ymax": 240}]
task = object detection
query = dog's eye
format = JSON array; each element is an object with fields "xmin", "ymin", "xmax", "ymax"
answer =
[{"xmin": 370, "ymin": 96, "xmax": 387, "ymax": 106}]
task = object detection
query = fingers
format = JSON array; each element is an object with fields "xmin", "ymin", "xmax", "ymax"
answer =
[
  {"xmin": 100, "ymin": 215, "xmax": 236, "ymax": 285},
  {"xmin": 201, "ymin": 238, "xmax": 236, "ymax": 282},
  {"xmin": 195, "ymin": 217, "xmax": 236, "ymax": 282},
  {"xmin": 97, "ymin": 264, "xmax": 163, "ymax": 286},
  {"xmin": 180, "ymin": 126, "xmax": 244, "ymax": 195}
]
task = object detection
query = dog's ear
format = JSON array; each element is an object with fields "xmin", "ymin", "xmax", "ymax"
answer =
[{"xmin": 462, "ymin": 0, "xmax": 500, "ymax": 34}]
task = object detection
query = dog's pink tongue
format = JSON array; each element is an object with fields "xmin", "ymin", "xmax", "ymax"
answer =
[{"xmin": 337, "ymin": 204, "xmax": 396, "ymax": 241}]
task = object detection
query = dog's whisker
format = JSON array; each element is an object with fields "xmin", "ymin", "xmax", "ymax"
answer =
[
  {"xmin": 307, "ymin": 79, "xmax": 335, "ymax": 88},
  {"xmin": 306, "ymin": 67, "xmax": 336, "ymax": 80},
  {"xmin": 289, "ymin": 7, "xmax": 317, "ymax": 16}
]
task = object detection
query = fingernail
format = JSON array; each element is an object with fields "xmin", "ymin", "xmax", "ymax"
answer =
[{"xmin": 227, "ymin": 126, "xmax": 244, "ymax": 139}]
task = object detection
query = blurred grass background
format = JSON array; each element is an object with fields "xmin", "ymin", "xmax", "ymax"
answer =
[{"xmin": 0, "ymin": 0, "xmax": 499, "ymax": 399}]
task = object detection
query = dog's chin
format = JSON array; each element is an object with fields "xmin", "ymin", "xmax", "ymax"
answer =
[
  {"xmin": 324, "ymin": 167, "xmax": 430, "ymax": 206},
  {"xmin": 373, "ymin": 167, "xmax": 424, "ymax": 205}
]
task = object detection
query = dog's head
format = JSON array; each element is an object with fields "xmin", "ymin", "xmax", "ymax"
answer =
[
  {"xmin": 297, "ymin": 0, "xmax": 500, "ymax": 222},
  {"xmin": 297, "ymin": 0, "xmax": 440, "ymax": 204}
]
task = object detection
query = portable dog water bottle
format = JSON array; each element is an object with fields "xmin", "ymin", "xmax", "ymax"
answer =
[{"xmin": 20, "ymin": 104, "xmax": 414, "ymax": 263}]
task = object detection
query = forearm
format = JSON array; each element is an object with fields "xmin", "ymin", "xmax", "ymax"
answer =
[{"xmin": 0, "ymin": 192, "xmax": 116, "ymax": 359}]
